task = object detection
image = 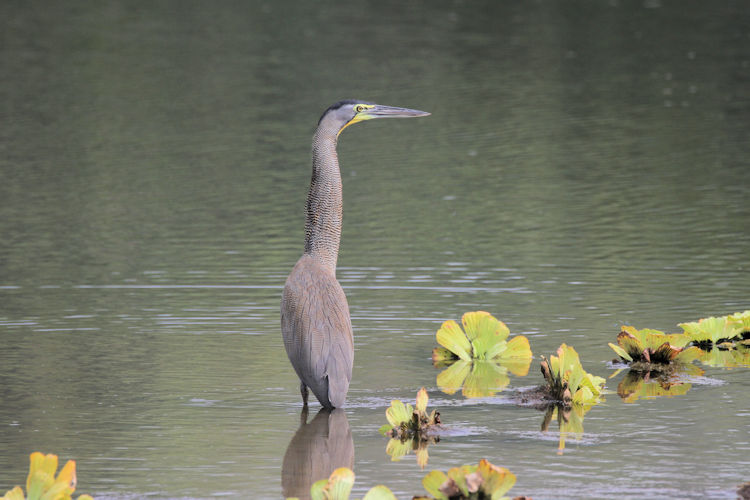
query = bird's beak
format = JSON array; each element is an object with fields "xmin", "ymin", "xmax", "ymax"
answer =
[{"xmin": 363, "ymin": 104, "xmax": 431, "ymax": 120}]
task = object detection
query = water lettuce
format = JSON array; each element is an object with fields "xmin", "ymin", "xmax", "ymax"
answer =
[
  {"xmin": 418, "ymin": 459, "xmax": 517, "ymax": 500},
  {"xmin": 1, "ymin": 453, "xmax": 93, "ymax": 500},
  {"xmin": 290, "ymin": 467, "xmax": 397, "ymax": 500},
  {"xmin": 679, "ymin": 314, "xmax": 744, "ymax": 348},
  {"xmin": 540, "ymin": 344, "xmax": 605, "ymax": 406},
  {"xmin": 379, "ymin": 388, "xmax": 441, "ymax": 468},
  {"xmin": 433, "ymin": 311, "xmax": 532, "ymax": 363},
  {"xmin": 608, "ymin": 326, "xmax": 700, "ymax": 365}
]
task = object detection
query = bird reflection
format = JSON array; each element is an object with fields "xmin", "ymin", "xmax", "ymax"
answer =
[{"xmin": 281, "ymin": 407, "xmax": 354, "ymax": 499}]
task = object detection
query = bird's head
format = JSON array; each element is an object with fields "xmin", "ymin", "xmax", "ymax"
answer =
[{"xmin": 318, "ymin": 100, "xmax": 430, "ymax": 137}]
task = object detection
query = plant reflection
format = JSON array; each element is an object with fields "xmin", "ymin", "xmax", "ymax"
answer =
[
  {"xmin": 281, "ymin": 407, "xmax": 354, "ymax": 500},
  {"xmin": 385, "ymin": 435, "xmax": 437, "ymax": 469},
  {"xmin": 611, "ymin": 364, "xmax": 703, "ymax": 404},
  {"xmin": 540, "ymin": 403, "xmax": 590, "ymax": 455},
  {"xmin": 697, "ymin": 345, "xmax": 750, "ymax": 369},
  {"xmin": 435, "ymin": 358, "xmax": 531, "ymax": 398}
]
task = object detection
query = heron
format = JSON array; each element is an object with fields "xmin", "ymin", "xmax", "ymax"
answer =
[{"xmin": 281, "ymin": 100, "xmax": 430, "ymax": 408}]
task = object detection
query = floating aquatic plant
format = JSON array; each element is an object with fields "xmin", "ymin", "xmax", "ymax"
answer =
[
  {"xmin": 417, "ymin": 459, "xmax": 520, "ymax": 500},
  {"xmin": 379, "ymin": 388, "xmax": 441, "ymax": 440},
  {"xmin": 679, "ymin": 317, "xmax": 741, "ymax": 348},
  {"xmin": 432, "ymin": 311, "xmax": 532, "ymax": 364},
  {"xmin": 540, "ymin": 343, "xmax": 605, "ymax": 406},
  {"xmin": 728, "ymin": 310, "xmax": 750, "ymax": 340},
  {"xmin": 432, "ymin": 312, "xmax": 532, "ymax": 398},
  {"xmin": 379, "ymin": 388, "xmax": 441, "ymax": 468},
  {"xmin": 679, "ymin": 313, "xmax": 746, "ymax": 349},
  {"xmin": 612, "ymin": 365, "xmax": 702, "ymax": 404},
  {"xmin": 287, "ymin": 467, "xmax": 397, "ymax": 500},
  {"xmin": 608, "ymin": 326, "xmax": 700, "ymax": 367},
  {"xmin": 2, "ymin": 452, "xmax": 93, "ymax": 500}
]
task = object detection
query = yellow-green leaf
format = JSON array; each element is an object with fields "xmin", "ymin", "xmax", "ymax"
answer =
[
  {"xmin": 461, "ymin": 311, "xmax": 492, "ymax": 341},
  {"xmin": 415, "ymin": 387, "xmax": 429, "ymax": 414},
  {"xmin": 27, "ymin": 453, "xmax": 57, "ymax": 500},
  {"xmin": 1, "ymin": 486, "xmax": 25, "ymax": 500},
  {"xmin": 477, "ymin": 459, "xmax": 516, "ymax": 499},
  {"xmin": 436, "ymin": 320, "xmax": 472, "ymax": 360},
  {"xmin": 326, "ymin": 467, "xmax": 355, "ymax": 500},
  {"xmin": 385, "ymin": 400, "xmax": 413, "ymax": 427},
  {"xmin": 362, "ymin": 485, "xmax": 398, "ymax": 500},
  {"xmin": 494, "ymin": 335, "xmax": 532, "ymax": 361},
  {"xmin": 608, "ymin": 342, "xmax": 633, "ymax": 362},
  {"xmin": 422, "ymin": 470, "xmax": 449, "ymax": 499},
  {"xmin": 310, "ymin": 478, "xmax": 327, "ymax": 500},
  {"xmin": 469, "ymin": 314, "xmax": 510, "ymax": 359}
]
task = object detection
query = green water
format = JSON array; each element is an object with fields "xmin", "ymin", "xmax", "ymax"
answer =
[{"xmin": 1, "ymin": 1, "xmax": 749, "ymax": 498}]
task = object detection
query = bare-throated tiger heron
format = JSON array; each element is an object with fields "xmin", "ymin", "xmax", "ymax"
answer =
[{"xmin": 281, "ymin": 100, "xmax": 430, "ymax": 408}]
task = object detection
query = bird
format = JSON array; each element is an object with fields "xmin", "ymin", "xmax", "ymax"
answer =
[{"xmin": 281, "ymin": 100, "xmax": 430, "ymax": 408}]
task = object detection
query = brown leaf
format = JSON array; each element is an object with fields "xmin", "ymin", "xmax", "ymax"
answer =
[
  {"xmin": 465, "ymin": 471, "xmax": 483, "ymax": 493},
  {"xmin": 439, "ymin": 478, "xmax": 460, "ymax": 497}
]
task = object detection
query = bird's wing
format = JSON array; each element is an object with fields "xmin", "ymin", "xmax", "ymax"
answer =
[{"xmin": 281, "ymin": 257, "xmax": 353, "ymax": 407}]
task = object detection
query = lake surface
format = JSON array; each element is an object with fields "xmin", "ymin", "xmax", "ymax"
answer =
[{"xmin": 1, "ymin": 1, "xmax": 749, "ymax": 499}]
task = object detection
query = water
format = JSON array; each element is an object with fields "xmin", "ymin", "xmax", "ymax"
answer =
[{"xmin": 1, "ymin": 1, "xmax": 749, "ymax": 498}]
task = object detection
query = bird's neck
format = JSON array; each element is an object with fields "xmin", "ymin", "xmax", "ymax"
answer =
[{"xmin": 304, "ymin": 124, "xmax": 343, "ymax": 271}]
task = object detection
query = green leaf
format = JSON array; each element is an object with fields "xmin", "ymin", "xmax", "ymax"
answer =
[
  {"xmin": 477, "ymin": 459, "xmax": 516, "ymax": 499},
  {"xmin": 468, "ymin": 314, "xmax": 509, "ymax": 359},
  {"xmin": 415, "ymin": 387, "xmax": 429, "ymax": 414},
  {"xmin": 422, "ymin": 470, "xmax": 449, "ymax": 499},
  {"xmin": 385, "ymin": 400, "xmax": 412, "ymax": 427},
  {"xmin": 436, "ymin": 359, "xmax": 471, "ymax": 395},
  {"xmin": 617, "ymin": 328, "xmax": 646, "ymax": 359},
  {"xmin": 27, "ymin": 452, "xmax": 57, "ymax": 500},
  {"xmin": 2, "ymin": 486, "xmax": 25, "ymax": 500},
  {"xmin": 572, "ymin": 385, "xmax": 594, "ymax": 405},
  {"xmin": 494, "ymin": 335, "xmax": 532, "ymax": 361},
  {"xmin": 728, "ymin": 310, "xmax": 750, "ymax": 333},
  {"xmin": 362, "ymin": 485, "xmax": 398, "ymax": 500},
  {"xmin": 680, "ymin": 316, "xmax": 741, "ymax": 344},
  {"xmin": 446, "ymin": 466, "xmax": 473, "ymax": 497},
  {"xmin": 608, "ymin": 342, "xmax": 633, "ymax": 362},
  {"xmin": 432, "ymin": 347, "xmax": 458, "ymax": 366},
  {"xmin": 309, "ymin": 479, "xmax": 327, "ymax": 500},
  {"xmin": 461, "ymin": 311, "xmax": 492, "ymax": 341},
  {"xmin": 326, "ymin": 467, "xmax": 354, "ymax": 500},
  {"xmin": 436, "ymin": 320, "xmax": 472, "ymax": 360}
]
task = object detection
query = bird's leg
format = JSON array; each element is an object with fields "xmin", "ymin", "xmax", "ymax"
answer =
[
  {"xmin": 299, "ymin": 404, "xmax": 309, "ymax": 426},
  {"xmin": 300, "ymin": 382, "xmax": 309, "ymax": 406}
]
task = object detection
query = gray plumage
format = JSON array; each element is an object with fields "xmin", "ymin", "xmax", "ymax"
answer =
[{"xmin": 281, "ymin": 100, "xmax": 429, "ymax": 408}]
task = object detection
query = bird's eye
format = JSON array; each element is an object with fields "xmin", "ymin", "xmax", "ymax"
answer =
[{"xmin": 355, "ymin": 105, "xmax": 364, "ymax": 113}]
